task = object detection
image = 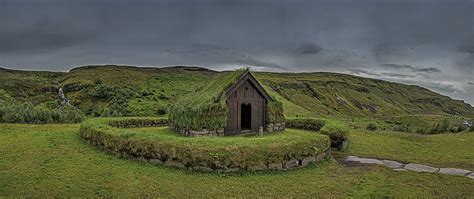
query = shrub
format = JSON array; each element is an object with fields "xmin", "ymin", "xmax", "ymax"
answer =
[
  {"xmin": 89, "ymin": 84, "xmax": 116, "ymax": 99},
  {"xmin": 394, "ymin": 124, "xmax": 409, "ymax": 132},
  {"xmin": 432, "ymin": 118, "xmax": 450, "ymax": 133},
  {"xmin": 0, "ymin": 102, "xmax": 84, "ymax": 124},
  {"xmin": 470, "ymin": 124, "xmax": 474, "ymax": 132},
  {"xmin": 286, "ymin": 118, "xmax": 326, "ymax": 131},
  {"xmin": 366, "ymin": 123, "xmax": 378, "ymax": 131},
  {"xmin": 320, "ymin": 124, "xmax": 349, "ymax": 151}
]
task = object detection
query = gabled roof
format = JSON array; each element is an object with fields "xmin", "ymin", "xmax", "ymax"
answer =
[
  {"xmin": 224, "ymin": 70, "xmax": 272, "ymax": 101},
  {"xmin": 172, "ymin": 69, "xmax": 273, "ymax": 107}
]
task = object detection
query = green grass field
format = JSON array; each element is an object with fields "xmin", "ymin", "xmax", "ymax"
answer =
[{"xmin": 1, "ymin": 124, "xmax": 473, "ymax": 197}]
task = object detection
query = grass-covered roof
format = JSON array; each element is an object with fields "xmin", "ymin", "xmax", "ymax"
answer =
[
  {"xmin": 176, "ymin": 69, "xmax": 248, "ymax": 106},
  {"xmin": 169, "ymin": 68, "xmax": 284, "ymax": 131}
]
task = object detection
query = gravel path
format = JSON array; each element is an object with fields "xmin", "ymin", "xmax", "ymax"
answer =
[{"xmin": 344, "ymin": 156, "xmax": 474, "ymax": 180}]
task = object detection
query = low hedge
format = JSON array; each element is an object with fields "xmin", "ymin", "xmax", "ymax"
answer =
[
  {"xmin": 285, "ymin": 118, "xmax": 350, "ymax": 150},
  {"xmin": 320, "ymin": 124, "xmax": 350, "ymax": 150},
  {"xmin": 79, "ymin": 117, "xmax": 330, "ymax": 172},
  {"xmin": 286, "ymin": 118, "xmax": 326, "ymax": 131},
  {"xmin": 108, "ymin": 117, "xmax": 168, "ymax": 128}
]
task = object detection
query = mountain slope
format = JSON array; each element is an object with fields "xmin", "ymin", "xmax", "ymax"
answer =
[{"xmin": 1, "ymin": 65, "xmax": 473, "ymax": 118}]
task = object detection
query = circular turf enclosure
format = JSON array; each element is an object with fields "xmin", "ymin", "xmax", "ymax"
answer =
[{"xmin": 79, "ymin": 117, "xmax": 331, "ymax": 172}]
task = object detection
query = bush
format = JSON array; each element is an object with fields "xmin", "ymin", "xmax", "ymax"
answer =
[
  {"xmin": 470, "ymin": 124, "xmax": 474, "ymax": 132},
  {"xmin": 320, "ymin": 124, "xmax": 349, "ymax": 151},
  {"xmin": 80, "ymin": 117, "xmax": 330, "ymax": 172},
  {"xmin": 394, "ymin": 124, "xmax": 409, "ymax": 132},
  {"xmin": 286, "ymin": 118, "xmax": 326, "ymax": 131},
  {"xmin": 431, "ymin": 118, "xmax": 450, "ymax": 133},
  {"xmin": 366, "ymin": 123, "xmax": 378, "ymax": 131},
  {"xmin": 0, "ymin": 102, "xmax": 85, "ymax": 124}
]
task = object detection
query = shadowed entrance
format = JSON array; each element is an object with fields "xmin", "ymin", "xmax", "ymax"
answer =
[{"xmin": 241, "ymin": 103, "xmax": 251, "ymax": 130}]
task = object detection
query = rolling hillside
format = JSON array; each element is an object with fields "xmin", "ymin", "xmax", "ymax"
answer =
[{"xmin": 1, "ymin": 65, "xmax": 473, "ymax": 119}]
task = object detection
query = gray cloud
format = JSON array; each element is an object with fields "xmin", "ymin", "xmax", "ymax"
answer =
[
  {"xmin": 468, "ymin": 82, "xmax": 474, "ymax": 86},
  {"xmin": 294, "ymin": 43, "xmax": 323, "ymax": 55},
  {"xmin": 0, "ymin": 0, "xmax": 473, "ymax": 104},
  {"xmin": 381, "ymin": 64, "xmax": 441, "ymax": 73},
  {"xmin": 381, "ymin": 72, "xmax": 416, "ymax": 78}
]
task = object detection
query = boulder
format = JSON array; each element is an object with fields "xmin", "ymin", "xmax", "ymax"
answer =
[
  {"xmin": 439, "ymin": 168, "xmax": 471, "ymax": 176},
  {"xmin": 404, "ymin": 163, "xmax": 439, "ymax": 173}
]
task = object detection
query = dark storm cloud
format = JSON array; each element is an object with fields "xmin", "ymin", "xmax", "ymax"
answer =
[
  {"xmin": 380, "ymin": 64, "xmax": 414, "ymax": 70},
  {"xmin": 294, "ymin": 43, "xmax": 323, "ymax": 55},
  {"xmin": 381, "ymin": 64, "xmax": 441, "ymax": 73},
  {"xmin": 0, "ymin": 0, "xmax": 473, "ymax": 104},
  {"xmin": 412, "ymin": 67, "xmax": 441, "ymax": 73}
]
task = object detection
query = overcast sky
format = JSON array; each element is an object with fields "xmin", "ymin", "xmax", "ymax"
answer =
[{"xmin": 0, "ymin": 0, "xmax": 473, "ymax": 105}]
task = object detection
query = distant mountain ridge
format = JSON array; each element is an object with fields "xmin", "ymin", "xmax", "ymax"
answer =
[{"xmin": 0, "ymin": 65, "xmax": 473, "ymax": 118}]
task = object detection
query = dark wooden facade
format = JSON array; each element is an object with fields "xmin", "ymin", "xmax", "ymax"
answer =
[{"xmin": 225, "ymin": 72, "xmax": 271, "ymax": 135}]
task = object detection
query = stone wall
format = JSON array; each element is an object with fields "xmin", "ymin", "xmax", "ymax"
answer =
[
  {"xmin": 169, "ymin": 122, "xmax": 285, "ymax": 136},
  {"xmin": 133, "ymin": 148, "xmax": 331, "ymax": 172},
  {"xmin": 168, "ymin": 123, "xmax": 225, "ymax": 137},
  {"xmin": 266, "ymin": 122, "xmax": 285, "ymax": 133}
]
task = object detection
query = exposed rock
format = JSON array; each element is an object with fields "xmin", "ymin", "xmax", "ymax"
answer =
[
  {"xmin": 346, "ymin": 156, "xmax": 360, "ymax": 162},
  {"xmin": 404, "ymin": 164, "xmax": 439, "ymax": 173},
  {"xmin": 164, "ymin": 160, "xmax": 185, "ymax": 168},
  {"xmin": 467, "ymin": 173, "xmax": 474, "ymax": 180},
  {"xmin": 149, "ymin": 159, "xmax": 163, "ymax": 165},
  {"xmin": 340, "ymin": 141, "xmax": 348, "ymax": 151},
  {"xmin": 248, "ymin": 163, "xmax": 268, "ymax": 171},
  {"xmin": 224, "ymin": 167, "xmax": 240, "ymax": 172},
  {"xmin": 268, "ymin": 162, "xmax": 283, "ymax": 170},
  {"xmin": 192, "ymin": 166, "xmax": 213, "ymax": 172},
  {"xmin": 284, "ymin": 159, "xmax": 299, "ymax": 169},
  {"xmin": 357, "ymin": 158, "xmax": 384, "ymax": 165},
  {"xmin": 134, "ymin": 156, "xmax": 146, "ymax": 162},
  {"xmin": 301, "ymin": 156, "xmax": 316, "ymax": 166},
  {"xmin": 382, "ymin": 160, "xmax": 404, "ymax": 169},
  {"xmin": 315, "ymin": 152, "xmax": 326, "ymax": 162},
  {"xmin": 439, "ymin": 168, "xmax": 471, "ymax": 176}
]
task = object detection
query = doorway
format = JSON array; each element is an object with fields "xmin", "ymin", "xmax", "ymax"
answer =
[{"xmin": 241, "ymin": 103, "xmax": 251, "ymax": 130}]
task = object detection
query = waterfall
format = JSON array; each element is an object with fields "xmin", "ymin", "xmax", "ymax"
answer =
[{"xmin": 58, "ymin": 87, "xmax": 71, "ymax": 108}]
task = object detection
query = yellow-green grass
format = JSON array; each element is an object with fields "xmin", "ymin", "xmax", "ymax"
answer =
[
  {"xmin": 339, "ymin": 130, "xmax": 474, "ymax": 170},
  {"xmin": 1, "ymin": 124, "xmax": 474, "ymax": 197}
]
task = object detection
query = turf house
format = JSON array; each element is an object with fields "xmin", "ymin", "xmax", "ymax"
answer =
[{"xmin": 169, "ymin": 69, "xmax": 285, "ymax": 136}]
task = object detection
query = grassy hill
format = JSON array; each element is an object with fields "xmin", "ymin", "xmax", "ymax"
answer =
[{"xmin": 1, "ymin": 65, "xmax": 473, "ymax": 120}]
